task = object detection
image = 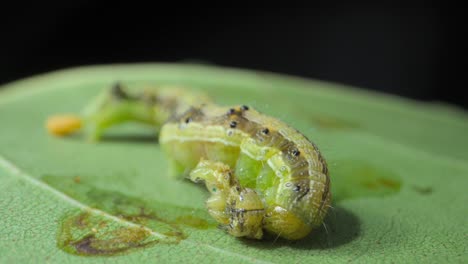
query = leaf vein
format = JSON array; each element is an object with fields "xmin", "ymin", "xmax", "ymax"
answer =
[{"xmin": 0, "ymin": 155, "xmax": 272, "ymax": 264}]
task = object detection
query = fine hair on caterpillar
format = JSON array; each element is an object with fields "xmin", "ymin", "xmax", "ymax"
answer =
[{"xmin": 46, "ymin": 83, "xmax": 332, "ymax": 241}]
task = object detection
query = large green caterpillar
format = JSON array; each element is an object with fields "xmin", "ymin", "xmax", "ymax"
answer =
[{"xmin": 47, "ymin": 83, "xmax": 331, "ymax": 240}]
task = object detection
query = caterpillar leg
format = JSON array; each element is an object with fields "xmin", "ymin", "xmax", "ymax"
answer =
[
  {"xmin": 189, "ymin": 160, "xmax": 265, "ymax": 239},
  {"xmin": 188, "ymin": 159, "xmax": 313, "ymax": 240}
]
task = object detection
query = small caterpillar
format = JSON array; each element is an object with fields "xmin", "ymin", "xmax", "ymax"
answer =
[
  {"xmin": 84, "ymin": 83, "xmax": 213, "ymax": 140},
  {"xmin": 47, "ymin": 83, "xmax": 331, "ymax": 240}
]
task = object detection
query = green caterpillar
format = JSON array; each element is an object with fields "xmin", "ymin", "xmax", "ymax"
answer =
[
  {"xmin": 48, "ymin": 83, "xmax": 331, "ymax": 240},
  {"xmin": 79, "ymin": 83, "xmax": 212, "ymax": 141}
]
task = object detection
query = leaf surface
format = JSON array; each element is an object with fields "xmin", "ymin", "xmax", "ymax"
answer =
[{"xmin": 1, "ymin": 64, "xmax": 467, "ymax": 263}]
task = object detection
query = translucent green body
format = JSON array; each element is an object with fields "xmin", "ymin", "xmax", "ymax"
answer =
[
  {"xmin": 81, "ymin": 83, "xmax": 211, "ymax": 141},
  {"xmin": 160, "ymin": 105, "xmax": 331, "ymax": 240}
]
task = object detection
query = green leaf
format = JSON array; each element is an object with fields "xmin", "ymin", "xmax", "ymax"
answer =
[{"xmin": 1, "ymin": 64, "xmax": 467, "ymax": 263}]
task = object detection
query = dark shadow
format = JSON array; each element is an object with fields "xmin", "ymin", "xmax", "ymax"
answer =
[
  {"xmin": 60, "ymin": 132, "xmax": 159, "ymax": 144},
  {"xmin": 99, "ymin": 133, "xmax": 158, "ymax": 144},
  {"xmin": 241, "ymin": 205, "xmax": 360, "ymax": 250}
]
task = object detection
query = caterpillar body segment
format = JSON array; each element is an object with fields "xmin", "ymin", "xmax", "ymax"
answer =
[
  {"xmin": 160, "ymin": 104, "xmax": 331, "ymax": 240},
  {"xmin": 189, "ymin": 160, "xmax": 264, "ymax": 239},
  {"xmin": 82, "ymin": 83, "xmax": 212, "ymax": 141},
  {"xmin": 80, "ymin": 83, "xmax": 160, "ymax": 140}
]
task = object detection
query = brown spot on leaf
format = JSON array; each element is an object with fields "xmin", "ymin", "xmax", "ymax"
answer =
[
  {"xmin": 43, "ymin": 175, "xmax": 217, "ymax": 257},
  {"xmin": 330, "ymin": 160, "xmax": 402, "ymax": 202},
  {"xmin": 412, "ymin": 185, "xmax": 433, "ymax": 195},
  {"xmin": 377, "ymin": 178, "xmax": 400, "ymax": 189},
  {"xmin": 58, "ymin": 211, "xmax": 163, "ymax": 256}
]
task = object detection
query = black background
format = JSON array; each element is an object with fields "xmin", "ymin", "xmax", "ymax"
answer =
[{"xmin": 0, "ymin": 4, "xmax": 463, "ymax": 109}]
